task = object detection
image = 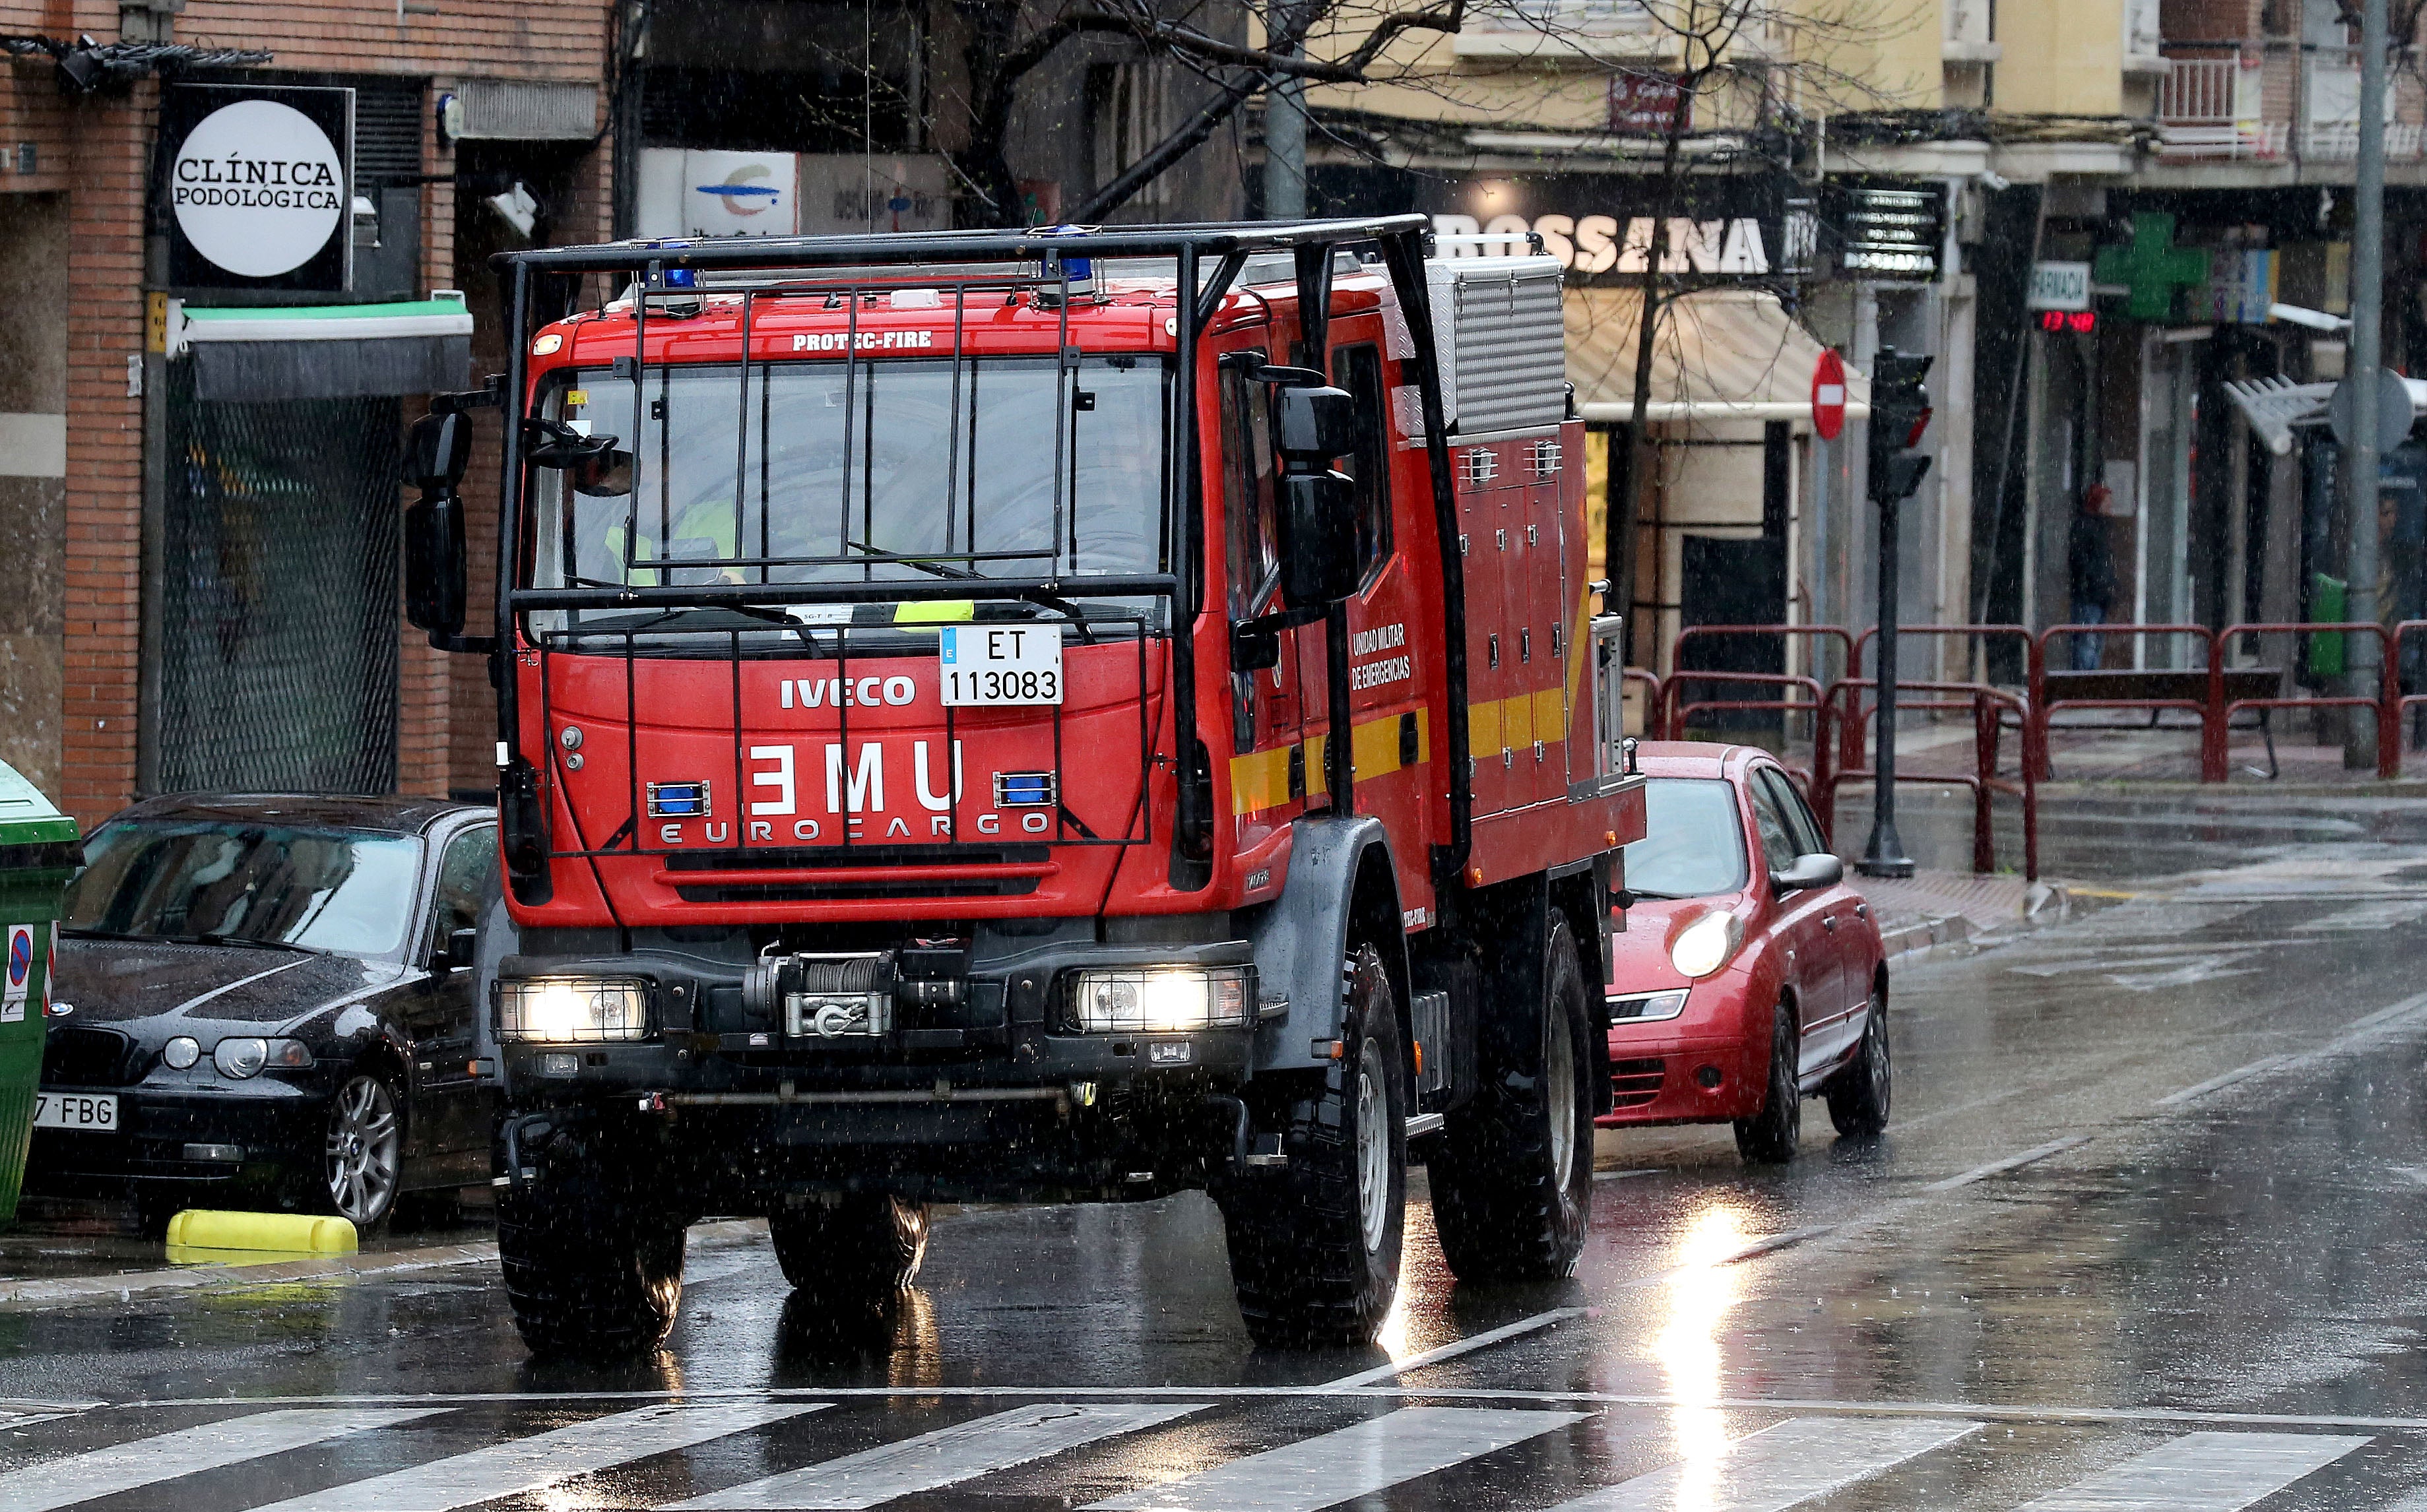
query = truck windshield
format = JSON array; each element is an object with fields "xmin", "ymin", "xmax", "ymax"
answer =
[{"xmin": 526, "ymin": 354, "xmax": 1169, "ymax": 643}]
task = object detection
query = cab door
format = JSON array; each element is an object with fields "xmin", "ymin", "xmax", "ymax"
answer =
[
  {"xmin": 1220, "ymin": 361, "xmax": 1309, "ymax": 853},
  {"xmin": 402, "ymin": 823, "xmax": 500, "ymax": 1178}
]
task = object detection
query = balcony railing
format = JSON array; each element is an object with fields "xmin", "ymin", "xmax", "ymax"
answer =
[
  {"xmin": 2157, "ymin": 44, "xmax": 2426, "ymax": 162},
  {"xmin": 2156, "ymin": 52, "xmax": 2272, "ymax": 158}
]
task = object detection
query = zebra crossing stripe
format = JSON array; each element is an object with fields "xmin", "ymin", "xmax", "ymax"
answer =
[
  {"xmin": 0, "ymin": 1407, "xmax": 443, "ymax": 1512},
  {"xmin": 670, "ymin": 1402, "xmax": 1205, "ymax": 1509},
  {"xmin": 2017, "ymin": 1430, "xmax": 2372, "ymax": 1511},
  {"xmin": 1084, "ymin": 1405, "xmax": 1586, "ymax": 1512},
  {"xmin": 245, "ymin": 1401, "xmax": 827, "ymax": 1512},
  {"xmin": 1542, "ymin": 1416, "xmax": 1980, "ymax": 1511}
]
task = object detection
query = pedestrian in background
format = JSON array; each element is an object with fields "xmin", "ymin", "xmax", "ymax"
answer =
[{"xmin": 2069, "ymin": 486, "xmax": 2117, "ymax": 672}]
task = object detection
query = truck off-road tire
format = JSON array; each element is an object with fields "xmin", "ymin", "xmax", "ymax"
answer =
[
  {"xmin": 1430, "ymin": 917, "xmax": 1595, "ymax": 1282},
  {"xmin": 768, "ymin": 1194, "xmax": 930, "ymax": 1314},
  {"xmin": 1825, "ymin": 986, "xmax": 1892, "ymax": 1138},
  {"xmin": 1221, "ymin": 943, "xmax": 1406, "ymax": 1348},
  {"xmin": 1734, "ymin": 1001, "xmax": 1802, "ymax": 1164},
  {"xmin": 496, "ymin": 1128, "xmax": 686, "ymax": 1356}
]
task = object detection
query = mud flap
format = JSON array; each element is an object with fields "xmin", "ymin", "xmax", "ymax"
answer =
[{"xmin": 1245, "ymin": 815, "xmax": 1405, "ymax": 1072}]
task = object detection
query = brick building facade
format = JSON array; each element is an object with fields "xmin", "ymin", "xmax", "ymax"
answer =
[{"xmin": 1, "ymin": 0, "xmax": 613, "ymax": 826}]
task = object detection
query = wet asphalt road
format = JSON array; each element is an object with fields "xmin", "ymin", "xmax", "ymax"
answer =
[{"xmin": 9, "ymin": 829, "xmax": 2427, "ymax": 1507}]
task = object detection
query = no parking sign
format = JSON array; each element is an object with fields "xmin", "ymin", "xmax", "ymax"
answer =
[{"xmin": 3, "ymin": 923, "xmax": 31, "ymax": 1022}]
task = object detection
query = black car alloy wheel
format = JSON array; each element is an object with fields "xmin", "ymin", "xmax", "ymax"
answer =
[{"xmin": 325, "ymin": 1072, "xmax": 404, "ymax": 1227}]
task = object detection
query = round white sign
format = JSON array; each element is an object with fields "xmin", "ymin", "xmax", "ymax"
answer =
[{"xmin": 170, "ymin": 100, "xmax": 346, "ymax": 279}]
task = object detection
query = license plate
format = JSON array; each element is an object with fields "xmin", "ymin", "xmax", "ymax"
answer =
[
  {"xmin": 32, "ymin": 1092, "xmax": 116, "ymax": 1131},
  {"xmin": 939, "ymin": 624, "xmax": 1063, "ymax": 706}
]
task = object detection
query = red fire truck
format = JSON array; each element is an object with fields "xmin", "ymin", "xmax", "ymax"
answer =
[{"xmin": 404, "ymin": 216, "xmax": 1644, "ymax": 1354}]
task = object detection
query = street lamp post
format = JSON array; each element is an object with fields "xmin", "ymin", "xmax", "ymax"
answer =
[{"xmin": 2346, "ymin": 0, "xmax": 2388, "ymax": 770}]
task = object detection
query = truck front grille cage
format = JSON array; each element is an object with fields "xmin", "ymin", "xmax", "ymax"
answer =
[
  {"xmin": 486, "ymin": 217, "xmax": 1468, "ymax": 888},
  {"xmin": 529, "ymin": 615, "xmax": 1158, "ymax": 869}
]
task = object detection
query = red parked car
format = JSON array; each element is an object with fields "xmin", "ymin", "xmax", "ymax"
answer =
[{"xmin": 1598, "ymin": 742, "xmax": 1890, "ymax": 1162}]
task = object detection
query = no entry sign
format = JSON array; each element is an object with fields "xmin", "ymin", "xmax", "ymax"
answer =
[{"xmin": 1812, "ymin": 349, "xmax": 1848, "ymax": 441}]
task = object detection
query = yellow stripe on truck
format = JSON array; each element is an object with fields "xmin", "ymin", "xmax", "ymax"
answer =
[
  {"xmin": 1225, "ymin": 679, "xmax": 1576, "ymax": 816},
  {"xmin": 1230, "ymin": 706, "xmax": 1432, "ymax": 813}
]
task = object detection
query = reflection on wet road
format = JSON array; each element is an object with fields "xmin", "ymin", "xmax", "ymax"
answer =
[{"xmin": 11, "ymin": 841, "xmax": 2427, "ymax": 1507}]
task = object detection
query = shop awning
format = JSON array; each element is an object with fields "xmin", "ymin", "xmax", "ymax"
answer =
[
  {"xmin": 169, "ymin": 295, "xmax": 474, "ymax": 403},
  {"xmin": 1567, "ymin": 287, "xmax": 1869, "ymax": 427}
]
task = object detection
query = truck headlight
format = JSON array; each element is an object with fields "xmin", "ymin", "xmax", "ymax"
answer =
[
  {"xmin": 1066, "ymin": 966, "xmax": 1252, "ymax": 1034},
  {"xmin": 498, "ymin": 977, "xmax": 651, "ymax": 1043}
]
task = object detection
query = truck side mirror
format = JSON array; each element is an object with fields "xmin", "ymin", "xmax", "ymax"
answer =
[
  {"xmin": 1274, "ymin": 385, "xmax": 1356, "ymax": 462},
  {"xmin": 404, "ymin": 488, "xmax": 468, "ymax": 638},
  {"xmin": 1278, "ymin": 472, "xmax": 1359, "ymax": 607},
  {"xmin": 408, "ymin": 411, "xmax": 472, "ymax": 491}
]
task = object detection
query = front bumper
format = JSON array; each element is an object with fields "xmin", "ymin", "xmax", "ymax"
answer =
[
  {"xmin": 22, "ymin": 1082, "xmax": 321, "ymax": 1191},
  {"xmin": 1594, "ymin": 1032, "xmax": 1764, "ymax": 1126},
  {"xmin": 495, "ymin": 943, "xmax": 1269, "ymax": 1205}
]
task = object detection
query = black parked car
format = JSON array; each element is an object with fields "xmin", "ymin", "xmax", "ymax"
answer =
[{"xmin": 27, "ymin": 795, "xmax": 510, "ymax": 1232}]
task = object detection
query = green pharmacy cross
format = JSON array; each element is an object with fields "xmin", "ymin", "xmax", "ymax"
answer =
[{"xmin": 2093, "ymin": 212, "xmax": 2212, "ymax": 323}]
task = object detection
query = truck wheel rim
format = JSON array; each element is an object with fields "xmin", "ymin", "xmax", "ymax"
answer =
[
  {"xmin": 1546, "ymin": 1001, "xmax": 1576, "ymax": 1189},
  {"xmin": 1356, "ymin": 1034, "xmax": 1388, "ymax": 1253},
  {"xmin": 325, "ymin": 1075, "xmax": 401, "ymax": 1224}
]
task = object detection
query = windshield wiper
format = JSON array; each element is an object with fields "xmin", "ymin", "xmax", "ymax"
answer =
[
  {"xmin": 187, "ymin": 933, "xmax": 321, "ymax": 955},
  {"xmin": 59, "ymin": 927, "xmax": 321, "ymax": 954},
  {"xmin": 844, "ymin": 543, "xmax": 985, "ymax": 582}
]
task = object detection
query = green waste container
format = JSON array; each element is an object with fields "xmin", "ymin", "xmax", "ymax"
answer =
[{"xmin": 0, "ymin": 761, "xmax": 79, "ymax": 1228}]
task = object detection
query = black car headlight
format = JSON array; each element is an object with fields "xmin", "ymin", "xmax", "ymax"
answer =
[
  {"xmin": 210, "ymin": 1037, "xmax": 313, "ymax": 1079},
  {"xmin": 497, "ymin": 977, "xmax": 651, "ymax": 1043}
]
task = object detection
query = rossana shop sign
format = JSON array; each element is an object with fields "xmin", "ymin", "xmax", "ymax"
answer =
[
  {"xmin": 1408, "ymin": 172, "xmax": 1810, "ymax": 280},
  {"xmin": 162, "ymin": 83, "xmax": 355, "ymax": 292}
]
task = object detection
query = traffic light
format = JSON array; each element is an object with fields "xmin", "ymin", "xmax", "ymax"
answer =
[{"xmin": 1867, "ymin": 347, "xmax": 1935, "ymax": 505}]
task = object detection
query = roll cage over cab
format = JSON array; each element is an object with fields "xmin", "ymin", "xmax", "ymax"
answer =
[{"xmin": 406, "ymin": 216, "xmax": 1646, "ymax": 1353}]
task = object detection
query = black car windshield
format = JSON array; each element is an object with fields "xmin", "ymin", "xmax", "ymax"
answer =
[
  {"xmin": 64, "ymin": 820, "xmax": 424, "ymax": 959},
  {"xmin": 525, "ymin": 354, "xmax": 1169, "ymax": 646},
  {"xmin": 1624, "ymin": 778, "xmax": 1751, "ymax": 899}
]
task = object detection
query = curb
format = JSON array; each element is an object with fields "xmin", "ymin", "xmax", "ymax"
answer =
[{"xmin": 1879, "ymin": 913, "xmax": 1977, "ymax": 961}]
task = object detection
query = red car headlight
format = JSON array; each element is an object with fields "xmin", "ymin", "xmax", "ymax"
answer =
[{"xmin": 1669, "ymin": 911, "xmax": 1745, "ymax": 979}]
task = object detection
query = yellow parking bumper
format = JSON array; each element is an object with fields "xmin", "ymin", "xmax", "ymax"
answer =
[{"xmin": 163, "ymin": 1209, "xmax": 359, "ymax": 1255}]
